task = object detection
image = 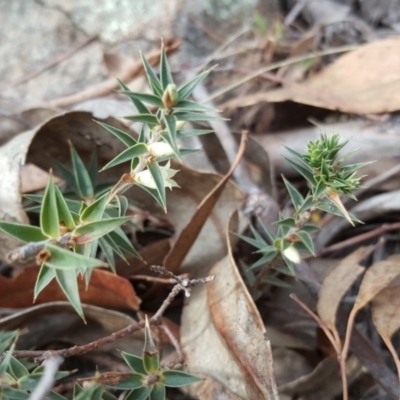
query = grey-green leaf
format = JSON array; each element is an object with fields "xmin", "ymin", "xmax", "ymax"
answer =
[
  {"xmin": 282, "ymin": 177, "xmax": 304, "ymax": 210},
  {"xmin": 160, "ymin": 43, "xmax": 173, "ymax": 89},
  {"xmin": 54, "ymin": 268, "xmax": 84, "ymax": 319},
  {"xmin": 162, "ymin": 370, "xmax": 202, "ymax": 387},
  {"xmin": 34, "ymin": 264, "xmax": 56, "ymax": 300},
  {"xmin": 73, "ymin": 217, "xmax": 130, "ymax": 243},
  {"xmin": 147, "ymin": 162, "xmax": 166, "ymax": 211},
  {"xmin": 70, "ymin": 144, "xmax": 94, "ymax": 200},
  {"xmin": 41, "ymin": 176, "xmax": 60, "ymax": 239},
  {"xmin": 80, "ymin": 193, "xmax": 109, "ymax": 223},
  {"xmin": 120, "ymin": 91, "xmax": 164, "ymax": 108},
  {"xmin": 121, "ymin": 352, "xmax": 146, "ymax": 374},
  {"xmin": 96, "ymin": 121, "xmax": 137, "ymax": 147},
  {"xmin": 140, "ymin": 52, "xmax": 163, "ymax": 97},
  {"xmin": 0, "ymin": 222, "xmax": 47, "ymax": 243},
  {"xmin": 178, "ymin": 69, "xmax": 211, "ymax": 100},
  {"xmin": 45, "ymin": 243, "xmax": 106, "ymax": 270},
  {"xmin": 101, "ymin": 143, "xmax": 148, "ymax": 171},
  {"xmin": 295, "ymin": 230, "xmax": 315, "ymax": 255}
]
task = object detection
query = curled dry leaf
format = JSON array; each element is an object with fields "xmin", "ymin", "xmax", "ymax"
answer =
[
  {"xmin": 353, "ymin": 254, "xmax": 400, "ymax": 313},
  {"xmin": 222, "ymin": 38, "xmax": 400, "ymax": 115},
  {"xmin": 317, "ymin": 246, "xmax": 373, "ymax": 336},
  {"xmin": 371, "ymin": 275, "xmax": 400, "ymax": 340},
  {"xmin": 0, "ymin": 267, "xmax": 141, "ymax": 311},
  {"xmin": 182, "ymin": 212, "xmax": 279, "ymax": 399}
]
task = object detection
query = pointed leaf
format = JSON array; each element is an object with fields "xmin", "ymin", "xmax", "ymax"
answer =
[
  {"xmin": 118, "ymin": 78, "xmax": 152, "ymax": 115},
  {"xmin": 98, "ymin": 237, "xmax": 116, "ymax": 271},
  {"xmin": 34, "ymin": 264, "xmax": 56, "ymax": 299},
  {"xmin": 40, "ymin": 175, "xmax": 60, "ymax": 239},
  {"xmin": 262, "ymin": 276, "xmax": 292, "ymax": 288},
  {"xmin": 70, "ymin": 144, "xmax": 94, "ymax": 199},
  {"xmin": 53, "ymin": 159, "xmax": 80, "ymax": 195},
  {"xmin": 125, "ymin": 386, "xmax": 152, "ymax": 400},
  {"xmin": 88, "ymin": 150, "xmax": 98, "ymax": 189},
  {"xmin": 161, "ymin": 114, "xmax": 180, "ymax": 160},
  {"xmin": 282, "ymin": 177, "xmax": 303, "ymax": 210},
  {"xmin": 295, "ymin": 231, "xmax": 315, "ymax": 255},
  {"xmin": 80, "ymin": 193, "xmax": 109, "ymax": 223},
  {"xmin": 284, "ymin": 157, "xmax": 316, "ymax": 186},
  {"xmin": 160, "ymin": 43, "xmax": 173, "ymax": 89},
  {"xmin": 101, "ymin": 143, "xmax": 148, "ymax": 171},
  {"xmin": 73, "ymin": 217, "xmax": 130, "ymax": 244},
  {"xmin": 274, "ymin": 217, "xmax": 296, "ymax": 228},
  {"xmin": 121, "ymin": 352, "xmax": 146, "ymax": 375},
  {"xmin": 147, "ymin": 162, "xmax": 166, "ymax": 211},
  {"xmin": 109, "ymin": 229, "xmax": 141, "ymax": 258},
  {"xmin": 140, "ymin": 52, "xmax": 163, "ymax": 97},
  {"xmin": 174, "ymin": 100, "xmax": 216, "ymax": 113},
  {"xmin": 172, "ymin": 111, "xmax": 223, "ymax": 122},
  {"xmin": 178, "ymin": 69, "xmax": 211, "ymax": 100},
  {"xmin": 120, "ymin": 91, "xmax": 164, "ymax": 108},
  {"xmin": 177, "ymin": 129, "xmax": 214, "ymax": 138},
  {"xmin": 251, "ymin": 249, "xmax": 278, "ymax": 269},
  {"xmin": 149, "ymin": 384, "xmax": 165, "ymax": 400},
  {"xmin": 54, "ymin": 268, "xmax": 84, "ymax": 318},
  {"xmin": 9, "ymin": 357, "xmax": 29, "ymax": 379},
  {"xmin": 124, "ymin": 114, "xmax": 159, "ymax": 126},
  {"xmin": 0, "ymin": 222, "xmax": 47, "ymax": 243},
  {"xmin": 1, "ymin": 387, "xmax": 30, "ymax": 399},
  {"xmin": 96, "ymin": 121, "xmax": 137, "ymax": 147},
  {"xmin": 45, "ymin": 243, "xmax": 105, "ymax": 270},
  {"xmin": 162, "ymin": 370, "xmax": 202, "ymax": 387},
  {"xmin": 54, "ymin": 184, "xmax": 75, "ymax": 230}
]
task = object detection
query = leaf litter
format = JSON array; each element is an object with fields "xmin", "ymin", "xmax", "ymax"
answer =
[{"xmin": 2, "ymin": 3, "xmax": 400, "ymax": 399}]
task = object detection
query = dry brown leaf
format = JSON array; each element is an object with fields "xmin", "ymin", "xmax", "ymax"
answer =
[
  {"xmin": 222, "ymin": 38, "xmax": 400, "ymax": 114},
  {"xmin": 372, "ymin": 276, "xmax": 400, "ymax": 340},
  {"xmin": 354, "ymin": 254, "xmax": 400, "ymax": 312},
  {"xmin": 317, "ymin": 246, "xmax": 372, "ymax": 335},
  {"xmin": 182, "ymin": 212, "xmax": 278, "ymax": 399},
  {"xmin": 0, "ymin": 267, "xmax": 141, "ymax": 311}
]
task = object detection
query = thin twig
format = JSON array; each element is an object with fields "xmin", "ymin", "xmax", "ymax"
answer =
[
  {"xmin": 316, "ymin": 222, "xmax": 400, "ymax": 256},
  {"xmin": 10, "ymin": 274, "xmax": 214, "ymax": 362},
  {"xmin": 204, "ymin": 43, "xmax": 361, "ymax": 102},
  {"xmin": 28, "ymin": 356, "xmax": 64, "ymax": 400}
]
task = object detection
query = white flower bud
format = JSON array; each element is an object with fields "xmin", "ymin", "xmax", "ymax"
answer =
[
  {"xmin": 282, "ymin": 245, "xmax": 301, "ymax": 264},
  {"xmin": 176, "ymin": 120, "xmax": 186, "ymax": 130},
  {"xmin": 147, "ymin": 142, "xmax": 175, "ymax": 158},
  {"xmin": 134, "ymin": 161, "xmax": 180, "ymax": 190}
]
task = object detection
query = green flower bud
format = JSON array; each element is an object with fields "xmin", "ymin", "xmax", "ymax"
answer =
[{"xmin": 162, "ymin": 83, "xmax": 178, "ymax": 108}]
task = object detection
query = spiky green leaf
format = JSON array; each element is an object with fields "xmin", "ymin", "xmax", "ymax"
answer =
[
  {"xmin": 139, "ymin": 53, "xmax": 163, "ymax": 97},
  {"xmin": 40, "ymin": 176, "xmax": 60, "ymax": 239},
  {"xmin": 282, "ymin": 177, "xmax": 304, "ymax": 210},
  {"xmin": 101, "ymin": 143, "xmax": 148, "ymax": 171},
  {"xmin": 121, "ymin": 352, "xmax": 146, "ymax": 375},
  {"xmin": 177, "ymin": 69, "xmax": 211, "ymax": 100},
  {"xmin": 295, "ymin": 231, "xmax": 315, "ymax": 255},
  {"xmin": 54, "ymin": 269, "xmax": 84, "ymax": 318},
  {"xmin": 73, "ymin": 217, "xmax": 130, "ymax": 243},
  {"xmin": 0, "ymin": 222, "xmax": 47, "ymax": 243},
  {"xmin": 70, "ymin": 145, "xmax": 94, "ymax": 200},
  {"xmin": 96, "ymin": 121, "xmax": 137, "ymax": 147},
  {"xmin": 147, "ymin": 162, "xmax": 166, "ymax": 211},
  {"xmin": 120, "ymin": 91, "xmax": 164, "ymax": 108},
  {"xmin": 34, "ymin": 264, "xmax": 56, "ymax": 300},
  {"xmin": 162, "ymin": 370, "xmax": 202, "ymax": 387},
  {"xmin": 44, "ymin": 243, "xmax": 105, "ymax": 270},
  {"xmin": 80, "ymin": 193, "xmax": 108, "ymax": 223}
]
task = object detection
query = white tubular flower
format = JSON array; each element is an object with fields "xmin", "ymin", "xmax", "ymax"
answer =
[
  {"xmin": 282, "ymin": 245, "xmax": 301, "ymax": 264},
  {"xmin": 147, "ymin": 142, "xmax": 175, "ymax": 158},
  {"xmin": 134, "ymin": 161, "xmax": 180, "ymax": 190}
]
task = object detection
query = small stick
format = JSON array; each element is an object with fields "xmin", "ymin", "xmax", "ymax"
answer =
[{"xmin": 10, "ymin": 273, "xmax": 214, "ymax": 363}]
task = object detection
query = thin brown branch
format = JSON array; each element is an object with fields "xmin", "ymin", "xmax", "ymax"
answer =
[
  {"xmin": 10, "ymin": 274, "xmax": 214, "ymax": 363},
  {"xmin": 316, "ymin": 222, "xmax": 400, "ymax": 257}
]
